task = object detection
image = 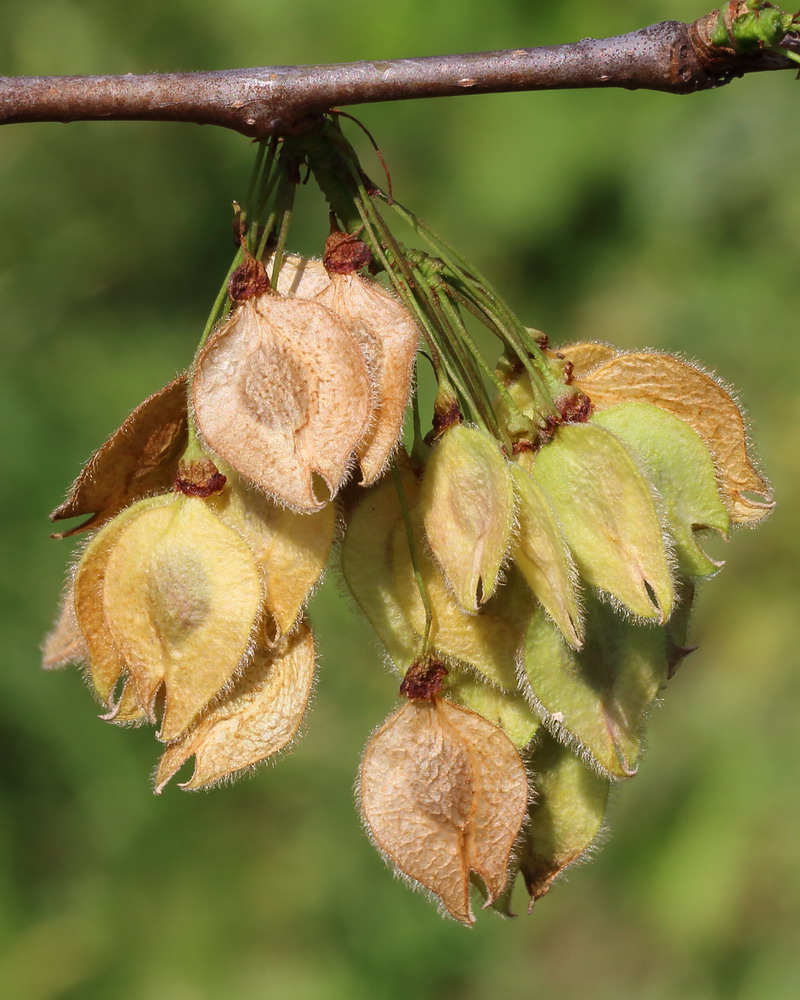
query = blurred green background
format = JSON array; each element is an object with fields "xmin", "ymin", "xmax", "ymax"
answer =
[{"xmin": 1, "ymin": 1, "xmax": 798, "ymax": 998}]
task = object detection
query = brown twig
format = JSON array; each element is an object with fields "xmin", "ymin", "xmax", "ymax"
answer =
[{"xmin": 0, "ymin": 11, "xmax": 797, "ymax": 138}]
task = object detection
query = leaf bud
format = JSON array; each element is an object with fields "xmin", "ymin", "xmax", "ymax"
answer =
[
  {"xmin": 443, "ymin": 667, "xmax": 540, "ymax": 749},
  {"xmin": 391, "ymin": 507, "xmax": 531, "ymax": 691},
  {"xmin": 340, "ymin": 461, "xmax": 420, "ymax": 672},
  {"xmin": 519, "ymin": 732, "xmax": 610, "ymax": 906},
  {"xmin": 216, "ymin": 473, "xmax": 335, "ymax": 642},
  {"xmin": 592, "ymin": 401, "xmax": 730, "ymax": 577},
  {"xmin": 508, "ymin": 462, "xmax": 583, "ymax": 648}
]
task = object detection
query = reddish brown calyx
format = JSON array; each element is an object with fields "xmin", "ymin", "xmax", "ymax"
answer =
[
  {"xmin": 427, "ymin": 393, "xmax": 463, "ymax": 444},
  {"xmin": 228, "ymin": 253, "xmax": 270, "ymax": 302},
  {"xmin": 174, "ymin": 460, "xmax": 227, "ymax": 497},
  {"xmin": 556, "ymin": 389, "xmax": 592, "ymax": 424},
  {"xmin": 399, "ymin": 658, "xmax": 449, "ymax": 701},
  {"xmin": 323, "ymin": 230, "xmax": 372, "ymax": 275}
]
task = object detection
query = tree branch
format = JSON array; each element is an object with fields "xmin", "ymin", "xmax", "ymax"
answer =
[{"xmin": 0, "ymin": 5, "xmax": 797, "ymax": 138}]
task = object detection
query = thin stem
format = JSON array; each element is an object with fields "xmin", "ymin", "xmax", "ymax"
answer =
[
  {"xmin": 388, "ymin": 198, "xmax": 560, "ymax": 415},
  {"xmin": 411, "ymin": 262, "xmax": 499, "ymax": 436},
  {"xmin": 434, "ymin": 284, "xmax": 519, "ymax": 447},
  {"xmin": 345, "ymin": 183, "xmax": 471, "ymax": 415},
  {"xmin": 246, "ymin": 138, "xmax": 280, "ymax": 254},
  {"xmin": 195, "ymin": 247, "xmax": 243, "ymax": 352},
  {"xmin": 269, "ymin": 165, "xmax": 297, "ymax": 285},
  {"xmin": 392, "ymin": 463, "xmax": 433, "ymax": 655},
  {"xmin": 340, "ymin": 168, "xmax": 478, "ymax": 422},
  {"xmin": 410, "ymin": 378, "xmax": 428, "ymax": 468},
  {"xmin": 239, "ymin": 140, "xmax": 268, "ymax": 249}
]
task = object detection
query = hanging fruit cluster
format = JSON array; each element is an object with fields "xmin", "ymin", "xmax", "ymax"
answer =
[{"xmin": 43, "ymin": 117, "xmax": 773, "ymax": 924}]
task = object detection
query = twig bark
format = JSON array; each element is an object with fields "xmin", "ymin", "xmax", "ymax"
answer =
[{"xmin": 0, "ymin": 8, "xmax": 797, "ymax": 138}]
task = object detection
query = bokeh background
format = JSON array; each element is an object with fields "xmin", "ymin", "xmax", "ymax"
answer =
[{"xmin": 1, "ymin": 1, "xmax": 798, "ymax": 998}]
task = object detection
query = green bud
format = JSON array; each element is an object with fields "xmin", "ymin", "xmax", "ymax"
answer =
[
  {"xmin": 509, "ymin": 463, "xmax": 583, "ymax": 648},
  {"xmin": 444, "ymin": 667, "xmax": 540, "ymax": 749},
  {"xmin": 519, "ymin": 596, "xmax": 669, "ymax": 778},
  {"xmin": 666, "ymin": 578, "xmax": 697, "ymax": 678},
  {"xmin": 520, "ymin": 423, "xmax": 674, "ymax": 622},
  {"xmin": 421, "ymin": 424, "xmax": 514, "ymax": 612},
  {"xmin": 571, "ymin": 350, "xmax": 773, "ymax": 525},
  {"xmin": 392, "ymin": 510, "xmax": 531, "ymax": 690},
  {"xmin": 493, "ymin": 351, "xmax": 579, "ymax": 441},
  {"xmin": 520, "ymin": 732, "xmax": 610, "ymax": 906},
  {"xmin": 592, "ymin": 402, "xmax": 729, "ymax": 578},
  {"xmin": 341, "ymin": 466, "xmax": 419, "ymax": 672}
]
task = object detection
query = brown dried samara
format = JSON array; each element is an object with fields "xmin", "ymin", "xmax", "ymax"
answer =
[
  {"xmin": 192, "ymin": 293, "xmax": 373, "ymax": 511},
  {"xmin": 359, "ymin": 697, "xmax": 528, "ymax": 925}
]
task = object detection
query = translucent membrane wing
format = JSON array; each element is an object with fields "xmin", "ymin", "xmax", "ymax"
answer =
[
  {"xmin": 556, "ymin": 341, "xmax": 618, "ymax": 379},
  {"xmin": 192, "ymin": 296, "xmax": 372, "ymax": 511},
  {"xmin": 101, "ymin": 497, "xmax": 262, "ymax": 741},
  {"xmin": 447, "ymin": 701, "xmax": 528, "ymax": 906},
  {"xmin": 421, "ymin": 425, "xmax": 514, "ymax": 612},
  {"xmin": 519, "ymin": 600, "xmax": 668, "ymax": 778},
  {"xmin": 155, "ymin": 621, "xmax": 315, "ymax": 791},
  {"xmin": 42, "ymin": 580, "xmax": 87, "ymax": 670},
  {"xmin": 73, "ymin": 499, "xmax": 164, "ymax": 704},
  {"xmin": 593, "ymin": 402, "xmax": 729, "ymax": 577},
  {"xmin": 317, "ymin": 274, "xmax": 419, "ymax": 484},
  {"xmin": 509, "ymin": 462, "xmax": 583, "ymax": 648},
  {"xmin": 359, "ymin": 699, "xmax": 528, "ymax": 925},
  {"xmin": 50, "ymin": 374, "xmax": 188, "ymax": 536},
  {"xmin": 341, "ymin": 466, "xmax": 420, "ymax": 672},
  {"xmin": 218, "ymin": 477, "xmax": 335, "ymax": 641},
  {"xmin": 574, "ymin": 352, "xmax": 773, "ymax": 524},
  {"xmin": 444, "ymin": 668, "xmax": 540, "ymax": 749},
  {"xmin": 666, "ymin": 578, "xmax": 696, "ymax": 678},
  {"xmin": 101, "ymin": 679, "xmax": 148, "ymax": 725},
  {"xmin": 521, "ymin": 423, "xmax": 674, "ymax": 621},
  {"xmin": 521, "ymin": 732, "xmax": 610, "ymax": 905},
  {"xmin": 271, "ymin": 254, "xmax": 331, "ymax": 298},
  {"xmin": 392, "ymin": 511, "xmax": 531, "ymax": 690}
]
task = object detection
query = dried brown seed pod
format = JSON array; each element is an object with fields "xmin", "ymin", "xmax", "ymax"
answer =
[
  {"xmin": 570, "ymin": 350, "xmax": 773, "ymax": 524},
  {"xmin": 50, "ymin": 374, "xmax": 188, "ymax": 537},
  {"xmin": 316, "ymin": 273, "xmax": 419, "ymax": 484},
  {"xmin": 192, "ymin": 295, "xmax": 372, "ymax": 511},
  {"xmin": 359, "ymin": 697, "xmax": 528, "ymax": 924},
  {"xmin": 155, "ymin": 621, "xmax": 316, "ymax": 791},
  {"xmin": 552, "ymin": 341, "xmax": 617, "ymax": 379},
  {"xmin": 270, "ymin": 253, "xmax": 330, "ymax": 298}
]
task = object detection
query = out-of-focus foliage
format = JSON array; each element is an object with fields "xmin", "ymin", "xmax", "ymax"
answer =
[{"xmin": 1, "ymin": 1, "xmax": 798, "ymax": 997}]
